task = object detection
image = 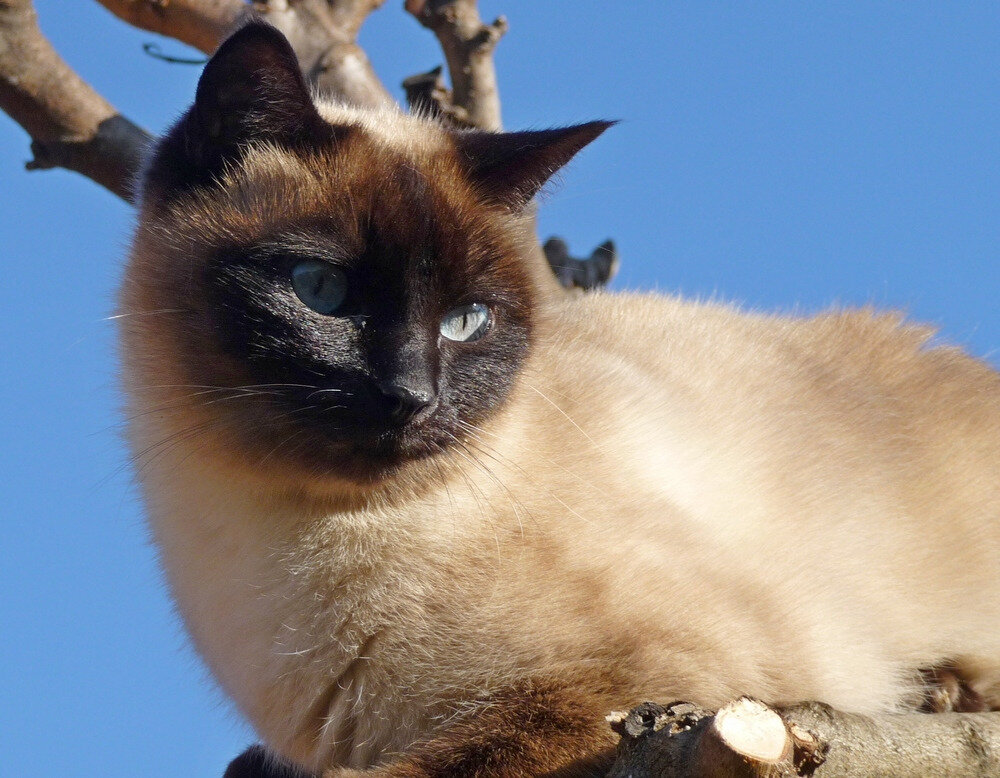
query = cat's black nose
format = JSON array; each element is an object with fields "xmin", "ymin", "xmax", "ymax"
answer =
[{"xmin": 378, "ymin": 381, "xmax": 437, "ymax": 425}]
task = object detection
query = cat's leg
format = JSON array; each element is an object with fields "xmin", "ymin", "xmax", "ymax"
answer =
[
  {"xmin": 947, "ymin": 657, "xmax": 1000, "ymax": 711},
  {"xmin": 225, "ymin": 681, "xmax": 617, "ymax": 778},
  {"xmin": 325, "ymin": 681, "xmax": 617, "ymax": 778}
]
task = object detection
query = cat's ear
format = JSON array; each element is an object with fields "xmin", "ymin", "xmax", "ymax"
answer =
[
  {"xmin": 146, "ymin": 20, "xmax": 338, "ymax": 194},
  {"xmin": 453, "ymin": 121, "xmax": 615, "ymax": 209}
]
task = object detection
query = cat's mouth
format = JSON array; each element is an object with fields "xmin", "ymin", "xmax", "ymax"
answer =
[
  {"xmin": 258, "ymin": 390, "xmax": 458, "ymax": 481},
  {"xmin": 349, "ymin": 414, "xmax": 452, "ymax": 463}
]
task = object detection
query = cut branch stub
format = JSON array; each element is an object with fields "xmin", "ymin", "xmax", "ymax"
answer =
[
  {"xmin": 402, "ymin": 65, "xmax": 453, "ymax": 122},
  {"xmin": 404, "ymin": 0, "xmax": 506, "ymax": 130},
  {"xmin": 543, "ymin": 237, "xmax": 619, "ymax": 291}
]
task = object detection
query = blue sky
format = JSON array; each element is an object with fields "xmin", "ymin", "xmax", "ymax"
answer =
[{"xmin": 3, "ymin": 2, "xmax": 999, "ymax": 775}]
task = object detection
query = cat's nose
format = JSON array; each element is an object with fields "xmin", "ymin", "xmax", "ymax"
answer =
[{"xmin": 378, "ymin": 382, "xmax": 437, "ymax": 425}]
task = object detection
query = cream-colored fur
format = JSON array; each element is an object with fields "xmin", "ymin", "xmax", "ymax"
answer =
[{"xmin": 123, "ymin": 281, "xmax": 1000, "ymax": 771}]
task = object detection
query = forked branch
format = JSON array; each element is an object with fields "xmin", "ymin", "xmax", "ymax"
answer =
[{"xmin": 404, "ymin": 0, "xmax": 506, "ymax": 130}]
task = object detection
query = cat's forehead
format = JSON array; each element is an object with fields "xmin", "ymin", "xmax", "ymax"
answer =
[
  {"xmin": 152, "ymin": 118, "xmax": 495, "ymax": 259},
  {"xmin": 229, "ymin": 125, "xmax": 462, "ymax": 222},
  {"xmin": 139, "ymin": 120, "xmax": 529, "ymax": 301}
]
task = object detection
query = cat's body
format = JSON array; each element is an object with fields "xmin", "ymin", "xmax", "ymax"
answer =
[{"xmin": 121, "ymin": 22, "xmax": 1000, "ymax": 778}]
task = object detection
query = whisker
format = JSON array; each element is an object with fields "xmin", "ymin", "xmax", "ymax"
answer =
[
  {"xmin": 525, "ymin": 383, "xmax": 601, "ymax": 449},
  {"xmin": 115, "ymin": 389, "xmax": 282, "ymax": 426},
  {"xmin": 443, "ymin": 439, "xmax": 503, "ymax": 565},
  {"xmin": 445, "ymin": 430, "xmax": 531, "ymax": 550},
  {"xmin": 454, "ymin": 419, "xmax": 598, "ymax": 528},
  {"xmin": 102, "ymin": 308, "xmax": 191, "ymax": 321},
  {"xmin": 305, "ymin": 388, "xmax": 347, "ymax": 401},
  {"xmin": 448, "ymin": 432, "xmax": 532, "ymax": 541},
  {"xmin": 455, "ymin": 418, "xmax": 609, "ymax": 499}
]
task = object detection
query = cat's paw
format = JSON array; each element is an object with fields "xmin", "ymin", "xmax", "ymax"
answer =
[{"xmin": 920, "ymin": 662, "xmax": 989, "ymax": 712}]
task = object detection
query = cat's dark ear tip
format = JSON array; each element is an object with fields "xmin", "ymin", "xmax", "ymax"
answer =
[
  {"xmin": 197, "ymin": 17, "xmax": 299, "ymax": 95},
  {"xmin": 201, "ymin": 17, "xmax": 300, "ymax": 79},
  {"xmin": 579, "ymin": 119, "xmax": 619, "ymax": 138},
  {"xmin": 214, "ymin": 17, "xmax": 292, "ymax": 53}
]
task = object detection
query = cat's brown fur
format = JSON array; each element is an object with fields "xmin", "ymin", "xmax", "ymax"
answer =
[{"xmin": 121, "ymin": 22, "xmax": 1000, "ymax": 778}]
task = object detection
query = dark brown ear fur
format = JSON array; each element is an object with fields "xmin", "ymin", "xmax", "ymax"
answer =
[
  {"xmin": 145, "ymin": 20, "xmax": 341, "ymax": 195},
  {"xmin": 452, "ymin": 121, "xmax": 615, "ymax": 209}
]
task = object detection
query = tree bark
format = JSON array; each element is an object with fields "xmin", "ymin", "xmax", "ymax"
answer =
[
  {"xmin": 93, "ymin": 0, "xmax": 246, "ymax": 54},
  {"xmin": 0, "ymin": 0, "xmax": 151, "ymax": 201},
  {"xmin": 608, "ymin": 698, "xmax": 1000, "ymax": 778},
  {"xmin": 404, "ymin": 0, "xmax": 506, "ymax": 130}
]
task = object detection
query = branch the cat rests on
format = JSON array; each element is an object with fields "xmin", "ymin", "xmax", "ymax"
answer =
[{"xmin": 119, "ymin": 21, "xmax": 1000, "ymax": 778}]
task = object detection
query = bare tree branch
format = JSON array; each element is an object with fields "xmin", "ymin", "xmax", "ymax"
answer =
[
  {"xmin": 0, "ymin": 0, "xmax": 151, "ymax": 200},
  {"xmin": 252, "ymin": 0, "xmax": 393, "ymax": 106},
  {"xmin": 608, "ymin": 698, "xmax": 1000, "ymax": 778},
  {"xmin": 95, "ymin": 0, "xmax": 394, "ymax": 106},
  {"xmin": 404, "ymin": 0, "xmax": 506, "ymax": 130},
  {"xmin": 93, "ymin": 0, "xmax": 246, "ymax": 54}
]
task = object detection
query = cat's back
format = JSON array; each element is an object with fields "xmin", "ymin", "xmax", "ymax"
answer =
[
  {"xmin": 521, "ymin": 290, "xmax": 1000, "ymax": 592},
  {"xmin": 536, "ymin": 290, "xmax": 1000, "ymax": 470}
]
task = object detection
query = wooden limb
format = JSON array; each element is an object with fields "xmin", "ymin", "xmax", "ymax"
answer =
[
  {"xmin": 92, "ymin": 0, "xmax": 246, "ymax": 54},
  {"xmin": 404, "ymin": 0, "xmax": 506, "ymax": 130},
  {"xmin": 608, "ymin": 697, "xmax": 1000, "ymax": 777},
  {"xmin": 94, "ymin": 0, "xmax": 394, "ymax": 106},
  {"xmin": 0, "ymin": 0, "xmax": 152, "ymax": 201}
]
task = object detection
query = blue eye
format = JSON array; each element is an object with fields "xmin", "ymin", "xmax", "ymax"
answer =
[
  {"xmin": 440, "ymin": 303, "xmax": 491, "ymax": 342},
  {"xmin": 291, "ymin": 259, "xmax": 347, "ymax": 315}
]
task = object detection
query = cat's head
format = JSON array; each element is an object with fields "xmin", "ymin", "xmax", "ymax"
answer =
[{"xmin": 121, "ymin": 21, "xmax": 609, "ymax": 491}]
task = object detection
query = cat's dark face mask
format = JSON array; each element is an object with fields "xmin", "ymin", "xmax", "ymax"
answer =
[
  {"xmin": 197, "ymin": 198, "xmax": 534, "ymax": 481},
  {"xmin": 135, "ymin": 21, "xmax": 610, "ymax": 485}
]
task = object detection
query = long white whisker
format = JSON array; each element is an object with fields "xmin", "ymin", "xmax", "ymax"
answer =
[
  {"xmin": 445, "ymin": 431, "xmax": 530, "ymax": 547},
  {"xmin": 102, "ymin": 308, "xmax": 190, "ymax": 321},
  {"xmin": 454, "ymin": 419, "xmax": 598, "ymax": 528},
  {"xmin": 525, "ymin": 383, "xmax": 601, "ymax": 449}
]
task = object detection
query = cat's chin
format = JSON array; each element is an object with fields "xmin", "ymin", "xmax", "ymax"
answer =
[{"xmin": 284, "ymin": 424, "xmax": 453, "ymax": 489}]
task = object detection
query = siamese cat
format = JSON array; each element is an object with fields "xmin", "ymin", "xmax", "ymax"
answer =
[{"xmin": 120, "ymin": 21, "xmax": 1000, "ymax": 778}]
